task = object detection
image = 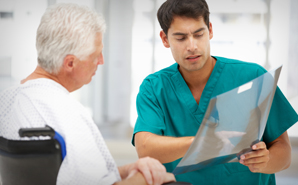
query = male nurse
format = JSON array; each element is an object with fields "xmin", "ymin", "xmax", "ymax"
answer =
[{"xmin": 132, "ymin": 0, "xmax": 298, "ymax": 184}]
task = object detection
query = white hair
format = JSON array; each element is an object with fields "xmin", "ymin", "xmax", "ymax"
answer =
[{"xmin": 36, "ymin": 3, "xmax": 106, "ymax": 74}]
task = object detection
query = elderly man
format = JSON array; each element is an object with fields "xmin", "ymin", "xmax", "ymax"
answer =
[{"xmin": 0, "ymin": 3, "xmax": 175, "ymax": 185}]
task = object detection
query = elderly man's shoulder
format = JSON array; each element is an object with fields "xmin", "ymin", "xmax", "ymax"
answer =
[{"xmin": 1, "ymin": 78, "xmax": 90, "ymax": 119}]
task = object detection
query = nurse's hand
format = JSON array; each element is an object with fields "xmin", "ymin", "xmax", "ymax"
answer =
[{"xmin": 239, "ymin": 141, "xmax": 270, "ymax": 173}]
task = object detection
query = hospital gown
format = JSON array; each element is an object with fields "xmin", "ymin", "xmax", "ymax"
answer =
[
  {"xmin": 132, "ymin": 56, "xmax": 298, "ymax": 185},
  {"xmin": 0, "ymin": 78, "xmax": 121, "ymax": 185}
]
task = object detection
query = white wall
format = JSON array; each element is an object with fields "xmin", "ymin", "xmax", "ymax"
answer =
[{"xmin": 0, "ymin": 0, "xmax": 47, "ymax": 83}]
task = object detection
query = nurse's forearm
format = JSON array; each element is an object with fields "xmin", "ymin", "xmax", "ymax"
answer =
[
  {"xmin": 261, "ymin": 132, "xmax": 291, "ymax": 174},
  {"xmin": 135, "ymin": 132, "xmax": 194, "ymax": 163}
]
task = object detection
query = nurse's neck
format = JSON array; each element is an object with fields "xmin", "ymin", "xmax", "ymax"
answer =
[{"xmin": 179, "ymin": 56, "xmax": 216, "ymax": 89}]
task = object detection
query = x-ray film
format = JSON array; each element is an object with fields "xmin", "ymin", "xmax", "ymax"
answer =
[{"xmin": 172, "ymin": 66, "xmax": 282, "ymax": 175}]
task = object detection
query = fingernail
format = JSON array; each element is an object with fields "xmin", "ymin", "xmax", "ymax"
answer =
[
  {"xmin": 241, "ymin": 155, "xmax": 245, "ymax": 159},
  {"xmin": 239, "ymin": 160, "xmax": 243, "ymax": 163},
  {"xmin": 252, "ymin": 145, "xmax": 257, "ymax": 149}
]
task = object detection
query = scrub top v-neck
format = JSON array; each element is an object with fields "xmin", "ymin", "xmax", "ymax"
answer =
[
  {"xmin": 132, "ymin": 56, "xmax": 298, "ymax": 185},
  {"xmin": 171, "ymin": 56, "xmax": 224, "ymax": 127}
]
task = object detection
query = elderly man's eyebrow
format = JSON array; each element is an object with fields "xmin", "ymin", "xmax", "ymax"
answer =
[{"xmin": 172, "ymin": 28, "xmax": 206, "ymax": 36}]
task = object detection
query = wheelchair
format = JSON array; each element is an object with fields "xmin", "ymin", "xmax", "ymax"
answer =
[
  {"xmin": 0, "ymin": 126, "xmax": 190, "ymax": 185},
  {"xmin": 0, "ymin": 126, "xmax": 65, "ymax": 185}
]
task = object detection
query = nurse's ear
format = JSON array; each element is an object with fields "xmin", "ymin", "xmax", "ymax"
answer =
[
  {"xmin": 160, "ymin": 30, "xmax": 170, "ymax": 48},
  {"xmin": 209, "ymin": 22, "xmax": 213, "ymax": 40}
]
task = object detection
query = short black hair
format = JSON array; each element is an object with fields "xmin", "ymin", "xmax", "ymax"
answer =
[{"xmin": 157, "ymin": 0, "xmax": 210, "ymax": 35}]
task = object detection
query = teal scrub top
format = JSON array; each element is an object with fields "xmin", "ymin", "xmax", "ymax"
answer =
[{"xmin": 132, "ymin": 56, "xmax": 298, "ymax": 185}]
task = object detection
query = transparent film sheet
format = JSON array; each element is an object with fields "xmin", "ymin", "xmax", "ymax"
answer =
[{"xmin": 173, "ymin": 66, "xmax": 282, "ymax": 175}]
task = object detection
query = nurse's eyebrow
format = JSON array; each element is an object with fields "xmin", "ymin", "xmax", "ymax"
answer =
[{"xmin": 172, "ymin": 28, "xmax": 206, "ymax": 36}]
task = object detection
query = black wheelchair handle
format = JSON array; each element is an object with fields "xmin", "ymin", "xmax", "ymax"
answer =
[{"xmin": 19, "ymin": 126, "xmax": 55, "ymax": 138}]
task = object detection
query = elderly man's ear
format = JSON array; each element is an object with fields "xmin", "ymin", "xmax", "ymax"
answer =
[{"xmin": 63, "ymin": 55, "xmax": 77, "ymax": 72}]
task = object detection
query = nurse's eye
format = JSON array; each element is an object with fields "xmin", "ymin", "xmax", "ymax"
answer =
[
  {"xmin": 176, "ymin": 37, "xmax": 186, "ymax": 41},
  {"xmin": 195, "ymin": 34, "xmax": 203, "ymax": 38}
]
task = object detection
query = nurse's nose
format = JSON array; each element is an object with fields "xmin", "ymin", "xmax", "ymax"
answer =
[{"xmin": 187, "ymin": 36, "xmax": 198, "ymax": 52}]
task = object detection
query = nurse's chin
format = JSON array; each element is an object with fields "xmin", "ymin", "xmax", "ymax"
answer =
[{"xmin": 184, "ymin": 65, "xmax": 205, "ymax": 72}]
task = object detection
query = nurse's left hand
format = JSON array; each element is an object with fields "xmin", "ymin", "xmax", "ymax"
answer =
[{"xmin": 239, "ymin": 141, "xmax": 270, "ymax": 173}]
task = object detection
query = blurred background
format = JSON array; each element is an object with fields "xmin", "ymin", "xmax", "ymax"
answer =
[{"xmin": 0, "ymin": 0, "xmax": 297, "ymax": 184}]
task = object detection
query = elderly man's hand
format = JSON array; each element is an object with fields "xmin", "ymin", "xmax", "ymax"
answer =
[
  {"xmin": 239, "ymin": 141, "xmax": 270, "ymax": 173},
  {"xmin": 127, "ymin": 157, "xmax": 175, "ymax": 185}
]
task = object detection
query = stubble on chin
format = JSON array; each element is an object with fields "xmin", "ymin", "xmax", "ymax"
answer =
[{"xmin": 183, "ymin": 62, "xmax": 206, "ymax": 72}]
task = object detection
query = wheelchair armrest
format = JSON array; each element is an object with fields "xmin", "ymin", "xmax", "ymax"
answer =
[{"xmin": 19, "ymin": 125, "xmax": 55, "ymax": 138}]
